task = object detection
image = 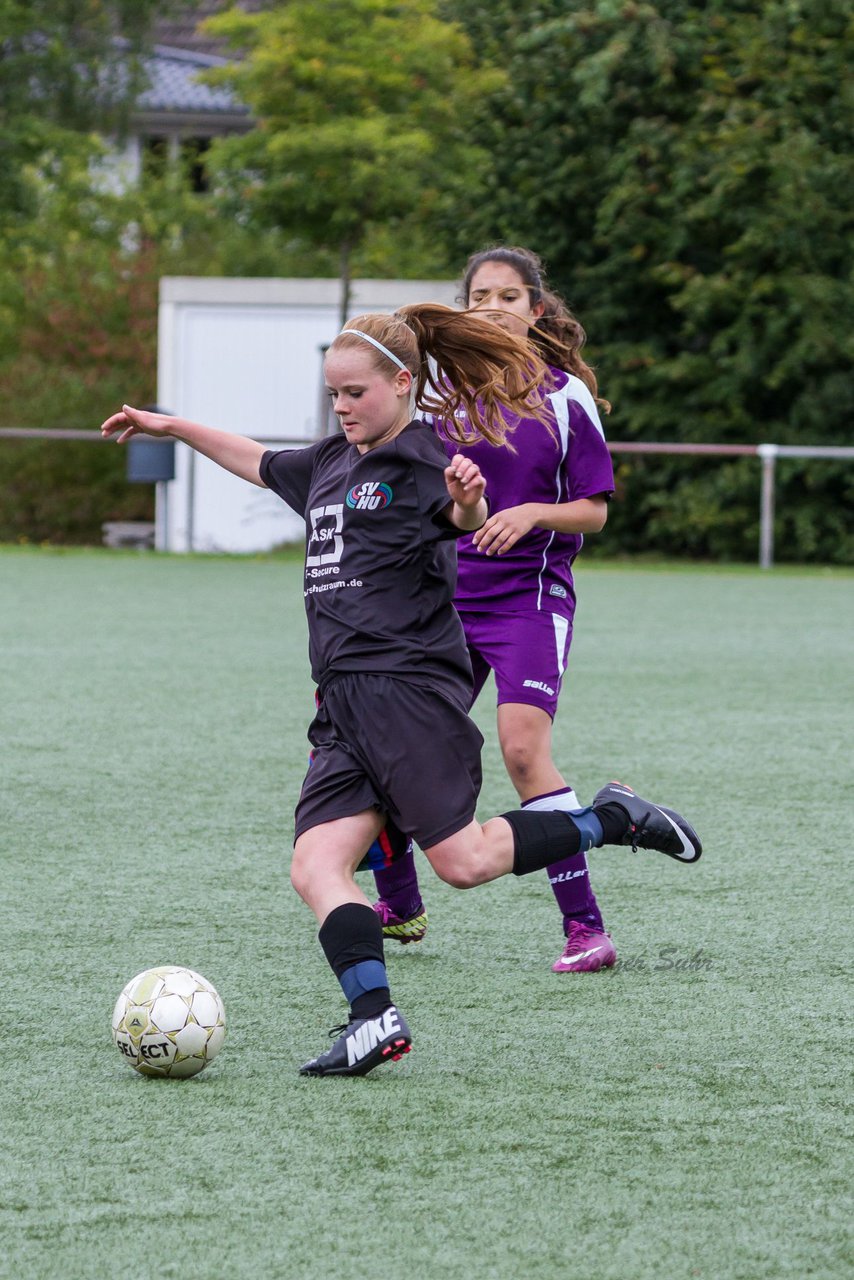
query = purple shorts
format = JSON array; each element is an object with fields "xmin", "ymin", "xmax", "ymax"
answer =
[{"xmin": 460, "ymin": 609, "xmax": 573, "ymax": 719}]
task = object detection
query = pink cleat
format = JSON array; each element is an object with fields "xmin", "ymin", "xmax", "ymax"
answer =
[{"xmin": 552, "ymin": 920, "xmax": 617, "ymax": 973}]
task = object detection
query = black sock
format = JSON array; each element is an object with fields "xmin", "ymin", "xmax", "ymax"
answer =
[
  {"xmin": 591, "ymin": 803, "xmax": 630, "ymax": 846},
  {"xmin": 349, "ymin": 988, "xmax": 392, "ymax": 1020},
  {"xmin": 318, "ymin": 903, "xmax": 391, "ymax": 1021},
  {"xmin": 502, "ymin": 809, "xmax": 582, "ymax": 876}
]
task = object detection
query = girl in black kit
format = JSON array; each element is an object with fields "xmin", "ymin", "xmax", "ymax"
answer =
[{"xmin": 101, "ymin": 306, "xmax": 701, "ymax": 1078}]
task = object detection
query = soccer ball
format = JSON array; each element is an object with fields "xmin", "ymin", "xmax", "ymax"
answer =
[{"xmin": 111, "ymin": 966, "xmax": 226, "ymax": 1079}]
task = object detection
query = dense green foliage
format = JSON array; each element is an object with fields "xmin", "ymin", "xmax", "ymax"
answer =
[
  {"xmin": 0, "ymin": 0, "xmax": 172, "ymax": 541},
  {"xmin": 0, "ymin": 3, "xmax": 334, "ymax": 543},
  {"xmin": 0, "ymin": 0, "xmax": 169, "ymax": 224},
  {"xmin": 442, "ymin": 0, "xmax": 854, "ymax": 561},
  {"xmin": 0, "ymin": 156, "xmax": 334, "ymax": 542}
]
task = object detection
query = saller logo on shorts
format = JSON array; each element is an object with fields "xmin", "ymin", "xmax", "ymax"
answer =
[
  {"xmin": 346, "ymin": 481, "xmax": 393, "ymax": 510},
  {"xmin": 523, "ymin": 679, "xmax": 555, "ymax": 696}
]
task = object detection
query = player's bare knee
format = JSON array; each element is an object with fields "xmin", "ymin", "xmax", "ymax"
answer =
[
  {"xmin": 502, "ymin": 742, "xmax": 536, "ymax": 787},
  {"xmin": 439, "ymin": 866, "xmax": 480, "ymax": 890},
  {"xmin": 289, "ymin": 850, "xmax": 312, "ymax": 902},
  {"xmin": 431, "ymin": 857, "xmax": 487, "ymax": 891}
]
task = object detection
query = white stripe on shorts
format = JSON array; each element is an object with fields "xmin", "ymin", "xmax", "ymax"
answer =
[{"xmin": 552, "ymin": 612, "xmax": 569, "ymax": 679}]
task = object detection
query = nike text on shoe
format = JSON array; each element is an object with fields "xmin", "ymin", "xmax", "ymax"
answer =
[
  {"xmin": 593, "ymin": 782, "xmax": 702, "ymax": 863},
  {"xmin": 372, "ymin": 900, "xmax": 428, "ymax": 945},
  {"xmin": 552, "ymin": 921, "xmax": 617, "ymax": 973},
  {"xmin": 299, "ymin": 1005, "xmax": 412, "ymax": 1077}
]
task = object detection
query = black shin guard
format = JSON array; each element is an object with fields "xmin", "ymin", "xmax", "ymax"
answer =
[
  {"xmin": 318, "ymin": 903, "xmax": 390, "ymax": 1020},
  {"xmin": 501, "ymin": 809, "xmax": 582, "ymax": 876},
  {"xmin": 318, "ymin": 903, "xmax": 385, "ymax": 974}
]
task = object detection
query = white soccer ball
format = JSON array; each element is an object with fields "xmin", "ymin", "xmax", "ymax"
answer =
[{"xmin": 111, "ymin": 966, "xmax": 226, "ymax": 1078}]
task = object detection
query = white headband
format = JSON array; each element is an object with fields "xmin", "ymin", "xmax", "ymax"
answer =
[{"xmin": 345, "ymin": 328, "xmax": 410, "ymax": 375}]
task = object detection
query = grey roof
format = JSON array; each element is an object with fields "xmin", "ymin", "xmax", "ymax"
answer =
[
  {"xmin": 153, "ymin": 1, "xmax": 267, "ymax": 59},
  {"xmin": 136, "ymin": 44, "xmax": 248, "ymax": 116}
]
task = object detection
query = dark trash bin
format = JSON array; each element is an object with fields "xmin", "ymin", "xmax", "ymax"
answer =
[{"xmin": 127, "ymin": 438, "xmax": 176, "ymax": 484}]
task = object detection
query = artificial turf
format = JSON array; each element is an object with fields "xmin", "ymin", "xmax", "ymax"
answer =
[{"xmin": 1, "ymin": 547, "xmax": 851, "ymax": 1279}]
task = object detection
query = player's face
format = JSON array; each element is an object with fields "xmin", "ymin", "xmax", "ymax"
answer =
[
  {"xmin": 325, "ymin": 348, "xmax": 412, "ymax": 452},
  {"xmin": 467, "ymin": 262, "xmax": 544, "ymax": 337}
]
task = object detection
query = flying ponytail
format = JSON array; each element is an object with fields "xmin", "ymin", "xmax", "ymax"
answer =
[{"xmin": 331, "ymin": 305, "xmax": 553, "ymax": 447}]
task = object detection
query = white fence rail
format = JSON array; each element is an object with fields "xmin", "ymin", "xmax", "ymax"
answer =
[
  {"xmin": 605, "ymin": 441, "xmax": 854, "ymax": 569},
  {"xmin": 2, "ymin": 429, "xmax": 852, "ymax": 568}
]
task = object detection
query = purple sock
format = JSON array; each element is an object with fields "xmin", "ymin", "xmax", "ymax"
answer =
[
  {"xmin": 522, "ymin": 788, "xmax": 605, "ymax": 935},
  {"xmin": 546, "ymin": 854, "xmax": 604, "ymax": 934},
  {"xmin": 373, "ymin": 844, "xmax": 423, "ymax": 920}
]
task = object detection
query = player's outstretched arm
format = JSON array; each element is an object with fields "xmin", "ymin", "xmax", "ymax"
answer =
[
  {"xmin": 100, "ymin": 405, "xmax": 268, "ymax": 488},
  {"xmin": 444, "ymin": 454, "xmax": 488, "ymax": 531}
]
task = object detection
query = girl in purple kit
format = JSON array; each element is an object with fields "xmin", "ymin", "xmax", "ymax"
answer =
[{"xmin": 373, "ymin": 246, "xmax": 618, "ymax": 973}]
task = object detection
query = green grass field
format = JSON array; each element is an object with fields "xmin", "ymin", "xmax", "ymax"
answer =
[{"xmin": 1, "ymin": 547, "xmax": 851, "ymax": 1280}]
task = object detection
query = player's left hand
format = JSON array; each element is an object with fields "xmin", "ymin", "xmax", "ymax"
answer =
[
  {"xmin": 472, "ymin": 504, "xmax": 537, "ymax": 556},
  {"xmin": 445, "ymin": 455, "xmax": 486, "ymax": 509},
  {"xmin": 100, "ymin": 405, "xmax": 172, "ymax": 445}
]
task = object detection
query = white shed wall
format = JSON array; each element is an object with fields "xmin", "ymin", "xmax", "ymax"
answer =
[{"xmin": 157, "ymin": 276, "xmax": 457, "ymax": 553}]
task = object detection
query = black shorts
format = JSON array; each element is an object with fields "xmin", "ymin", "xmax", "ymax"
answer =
[{"xmin": 294, "ymin": 673, "xmax": 483, "ymax": 849}]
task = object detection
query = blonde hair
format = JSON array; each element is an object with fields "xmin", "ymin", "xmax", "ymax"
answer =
[{"xmin": 329, "ymin": 305, "xmax": 553, "ymax": 447}]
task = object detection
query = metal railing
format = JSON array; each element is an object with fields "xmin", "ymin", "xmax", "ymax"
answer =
[
  {"xmin": 2, "ymin": 428, "xmax": 852, "ymax": 568},
  {"xmin": 605, "ymin": 441, "xmax": 854, "ymax": 569}
]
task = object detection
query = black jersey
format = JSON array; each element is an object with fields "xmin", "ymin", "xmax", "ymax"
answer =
[{"xmin": 261, "ymin": 421, "xmax": 474, "ymax": 706}]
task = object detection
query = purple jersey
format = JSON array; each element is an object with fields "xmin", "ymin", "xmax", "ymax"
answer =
[{"xmin": 434, "ymin": 368, "xmax": 614, "ymax": 615}]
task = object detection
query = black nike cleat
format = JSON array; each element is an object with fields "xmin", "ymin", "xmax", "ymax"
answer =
[
  {"xmin": 299, "ymin": 1004, "xmax": 412, "ymax": 1077},
  {"xmin": 593, "ymin": 782, "xmax": 702, "ymax": 863}
]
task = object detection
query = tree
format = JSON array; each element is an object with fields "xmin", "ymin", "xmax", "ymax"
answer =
[
  {"xmin": 202, "ymin": 0, "xmax": 503, "ymax": 323},
  {"xmin": 0, "ymin": 1, "xmax": 322, "ymax": 543},
  {"xmin": 0, "ymin": 0, "xmax": 174, "ymax": 226},
  {"xmin": 441, "ymin": 0, "xmax": 854, "ymax": 561},
  {"xmin": 0, "ymin": 2, "xmax": 397, "ymax": 543},
  {"xmin": 0, "ymin": 143, "xmax": 328, "ymax": 543}
]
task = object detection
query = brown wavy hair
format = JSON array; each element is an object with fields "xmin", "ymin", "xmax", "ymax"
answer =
[
  {"xmin": 459, "ymin": 245, "xmax": 610, "ymax": 413},
  {"xmin": 330, "ymin": 306, "xmax": 553, "ymax": 447}
]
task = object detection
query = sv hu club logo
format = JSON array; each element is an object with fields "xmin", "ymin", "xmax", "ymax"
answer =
[{"xmin": 346, "ymin": 482, "xmax": 393, "ymax": 511}]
